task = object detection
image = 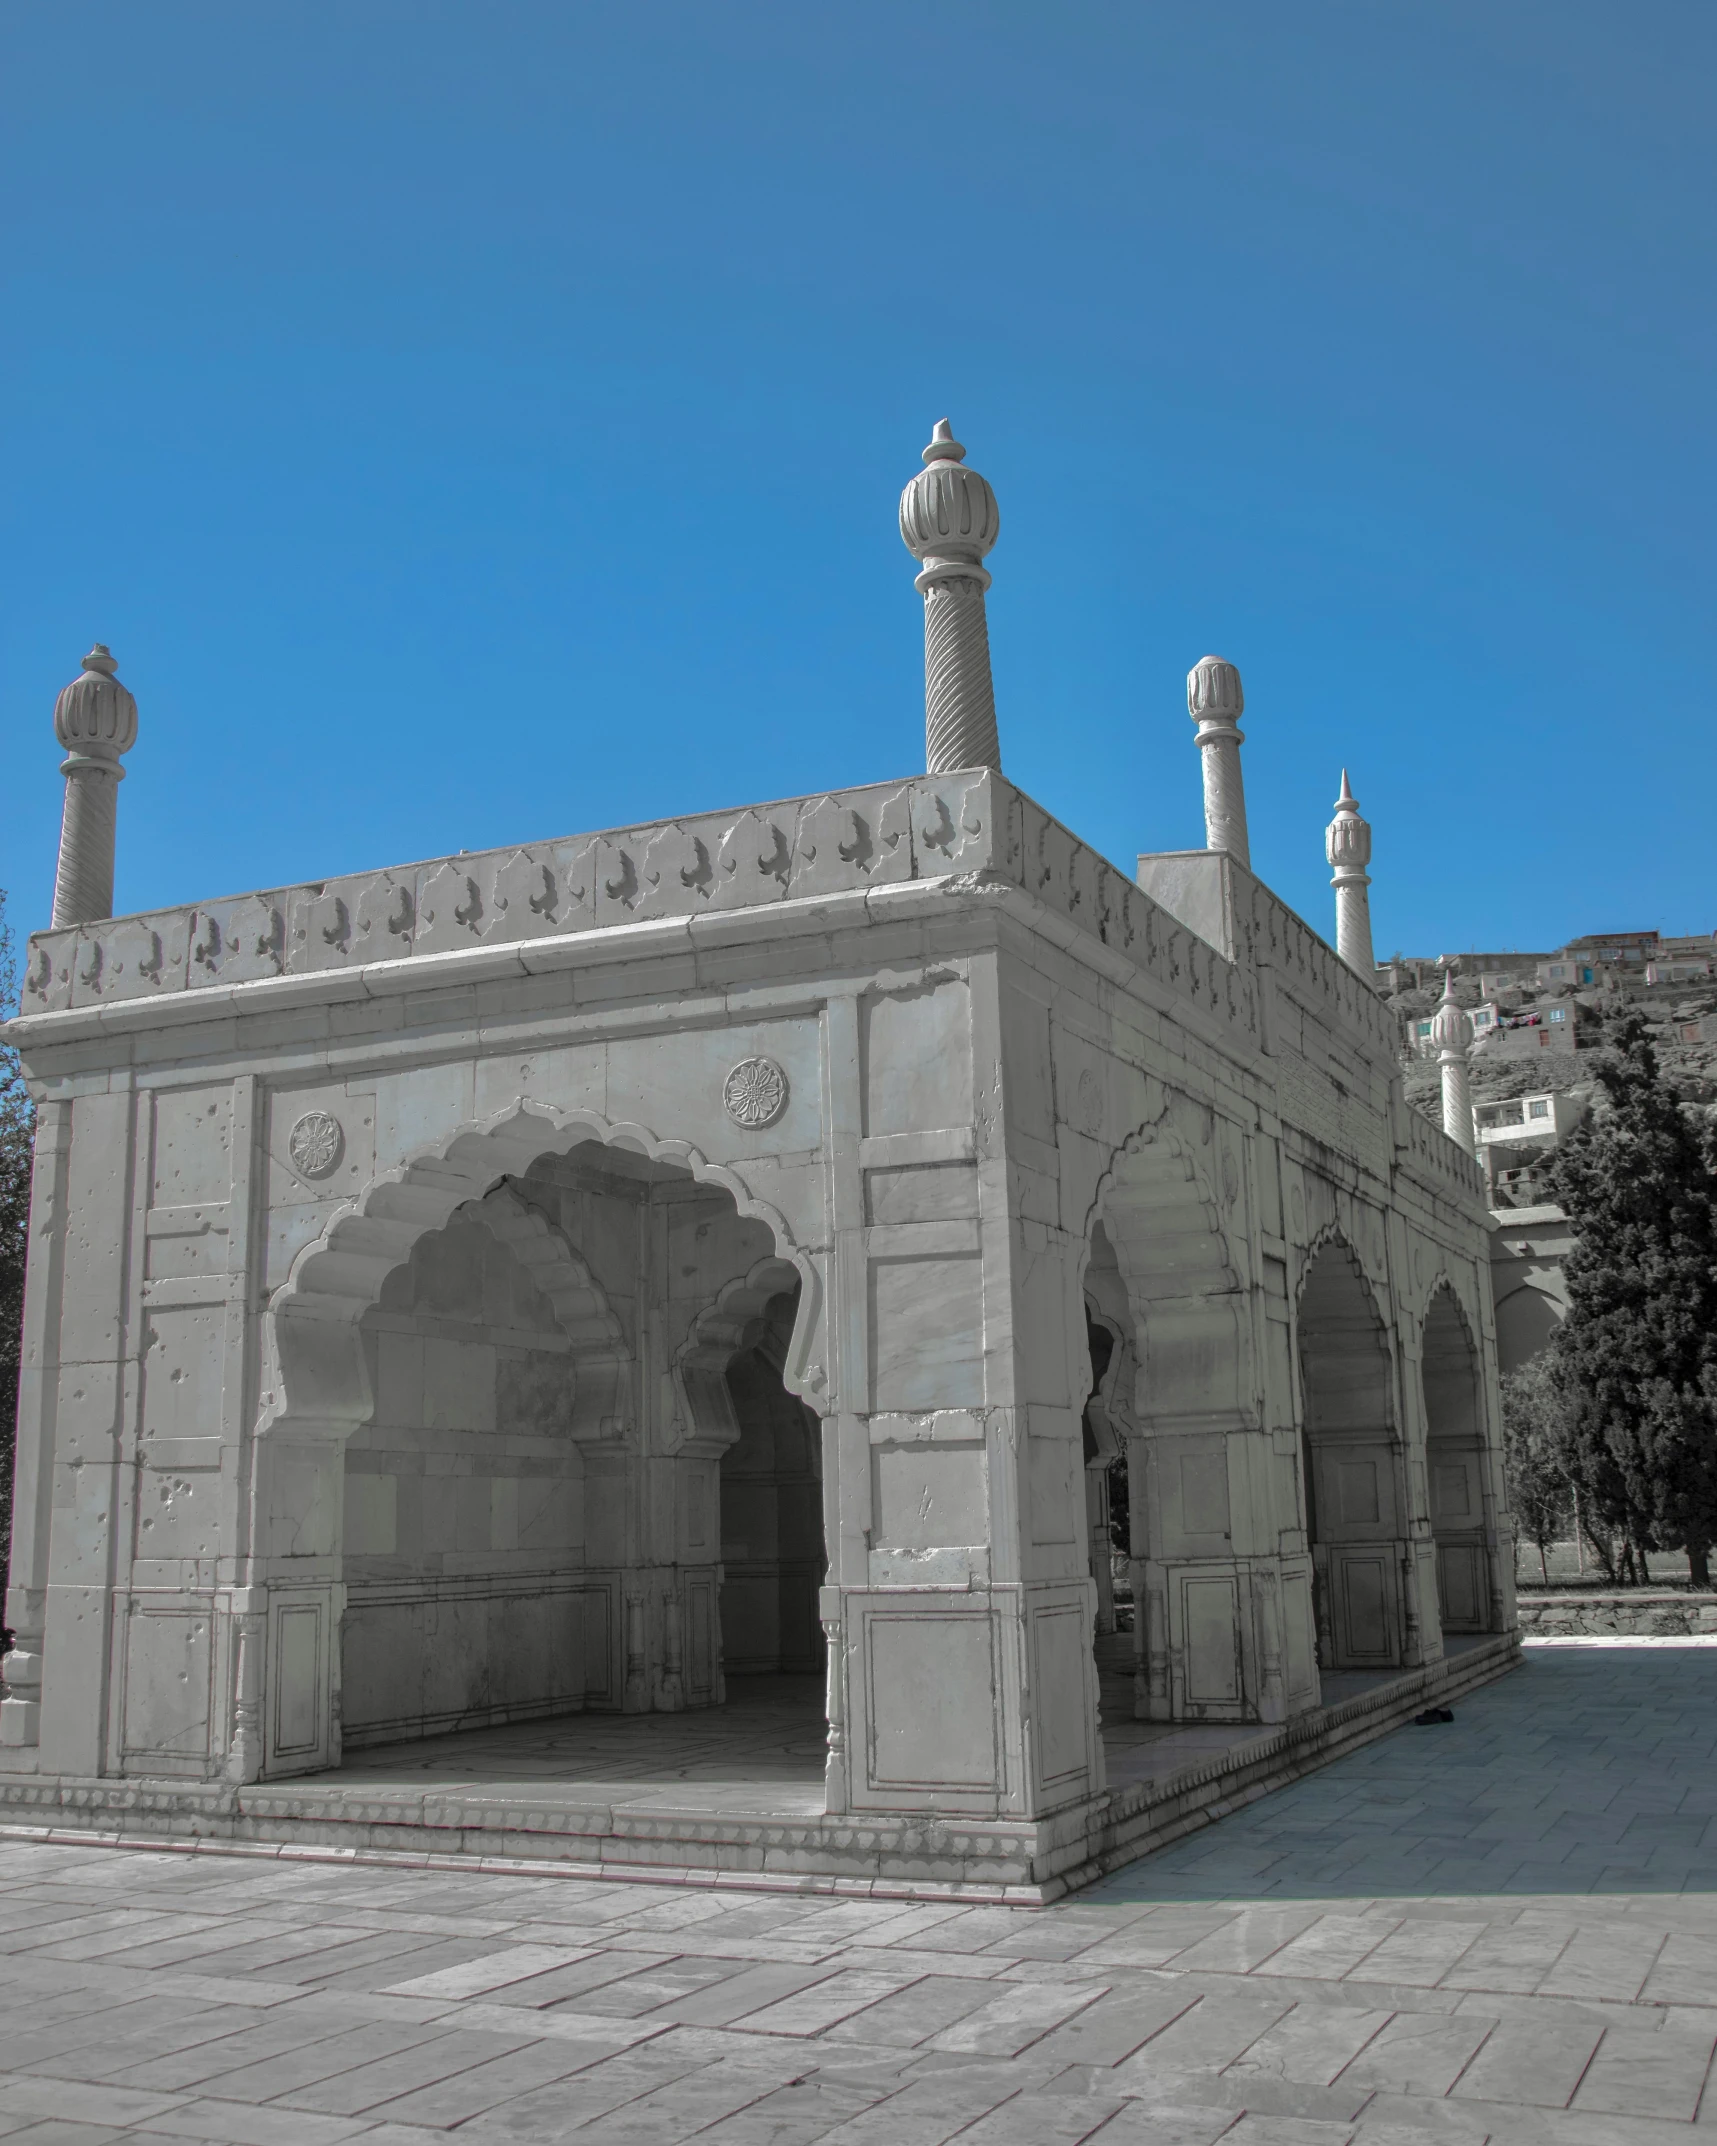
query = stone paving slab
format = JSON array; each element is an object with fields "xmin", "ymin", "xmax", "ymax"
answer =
[{"xmin": 0, "ymin": 1647, "xmax": 1714, "ymax": 2143}]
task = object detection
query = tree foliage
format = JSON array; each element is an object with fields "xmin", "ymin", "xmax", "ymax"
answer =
[
  {"xmin": 1543, "ymin": 1007, "xmax": 1717, "ymax": 1587},
  {"xmin": 0, "ymin": 892, "xmax": 36, "ymax": 1637},
  {"xmin": 1500, "ymin": 1357, "xmax": 1571, "ymax": 1581}
]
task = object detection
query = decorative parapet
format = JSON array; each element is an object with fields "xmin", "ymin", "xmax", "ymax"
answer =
[
  {"xmin": 1240, "ymin": 877, "xmax": 1397, "ymax": 1060},
  {"xmin": 14, "ymin": 770, "xmax": 1411, "ymax": 1099},
  {"xmin": 16, "ymin": 771, "xmax": 1255, "ymax": 1041},
  {"xmin": 1399, "ymin": 1098, "xmax": 1487, "ymax": 1203}
]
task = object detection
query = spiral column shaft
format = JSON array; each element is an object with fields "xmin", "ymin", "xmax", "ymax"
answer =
[
  {"xmin": 51, "ymin": 763, "xmax": 121, "ymax": 928},
  {"xmin": 923, "ymin": 575, "xmax": 1000, "ymax": 774}
]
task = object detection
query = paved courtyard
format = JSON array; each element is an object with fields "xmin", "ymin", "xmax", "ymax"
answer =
[{"xmin": 0, "ymin": 1642, "xmax": 1713, "ymax": 2145}]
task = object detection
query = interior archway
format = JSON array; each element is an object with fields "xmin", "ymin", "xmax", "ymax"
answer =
[
  {"xmin": 1422, "ymin": 1284, "xmax": 1494, "ymax": 1634},
  {"xmin": 1081, "ymin": 1219, "xmax": 1139, "ymax": 1727},
  {"xmin": 1298, "ymin": 1236, "xmax": 1407, "ymax": 1671},
  {"xmin": 1085, "ymin": 1125, "xmax": 1255, "ymax": 1724},
  {"xmin": 281, "ymin": 1117, "xmax": 832, "ymax": 1784},
  {"xmin": 718, "ymin": 1286, "xmax": 826, "ymax": 1678}
]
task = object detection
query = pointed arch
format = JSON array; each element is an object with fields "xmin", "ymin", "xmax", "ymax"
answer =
[
  {"xmin": 1081, "ymin": 1118, "xmax": 1251, "ymax": 1437},
  {"xmin": 260, "ymin": 1098, "xmax": 819, "ymax": 1445},
  {"xmin": 671, "ymin": 1254, "xmax": 808, "ymax": 1458},
  {"xmin": 1421, "ymin": 1278, "xmax": 1494, "ymax": 1633},
  {"xmin": 460, "ymin": 1184, "xmax": 629, "ymax": 1442},
  {"xmin": 1297, "ymin": 1230, "xmax": 1408, "ymax": 1669}
]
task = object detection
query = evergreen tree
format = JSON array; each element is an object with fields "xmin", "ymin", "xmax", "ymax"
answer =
[
  {"xmin": 0, "ymin": 893, "xmax": 35, "ymax": 1640},
  {"xmin": 1544, "ymin": 1007, "xmax": 1717, "ymax": 1587}
]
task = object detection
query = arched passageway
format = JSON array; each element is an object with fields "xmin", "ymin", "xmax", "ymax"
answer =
[
  {"xmin": 716, "ymin": 1287, "xmax": 826, "ymax": 1677},
  {"xmin": 1421, "ymin": 1286, "xmax": 1495, "ymax": 1635},
  {"xmin": 1298, "ymin": 1238, "xmax": 1406, "ymax": 1671},
  {"xmin": 1081, "ymin": 1219, "xmax": 1141, "ymax": 1734},
  {"xmin": 328, "ymin": 1134, "xmax": 829, "ymax": 1762}
]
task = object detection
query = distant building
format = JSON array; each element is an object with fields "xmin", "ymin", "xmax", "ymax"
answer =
[
  {"xmin": 1489, "ymin": 1206, "xmax": 1576, "ymax": 1375},
  {"xmin": 1472, "ymin": 1003, "xmax": 1577, "ymax": 1059},
  {"xmin": 1565, "ymin": 930, "xmax": 1659, "ymax": 966},
  {"xmin": 1473, "ymin": 1092, "xmax": 1586, "ymax": 1147},
  {"xmin": 1474, "ymin": 1091, "xmax": 1588, "ymax": 1212}
]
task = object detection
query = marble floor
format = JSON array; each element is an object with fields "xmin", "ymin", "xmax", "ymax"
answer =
[
  {"xmin": 318, "ymin": 1636, "xmax": 1426, "ymax": 1814},
  {"xmin": 0, "ymin": 1643, "xmax": 1713, "ymax": 2143}
]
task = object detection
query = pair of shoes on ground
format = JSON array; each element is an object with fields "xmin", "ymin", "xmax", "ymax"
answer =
[{"xmin": 1412, "ymin": 1705, "xmax": 1456, "ymax": 1725}]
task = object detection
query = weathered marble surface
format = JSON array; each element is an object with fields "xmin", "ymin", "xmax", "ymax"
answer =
[
  {"xmin": 2, "ymin": 753, "xmax": 1503, "ymax": 1893},
  {"xmin": 15, "ymin": 767, "xmax": 1405, "ymax": 1075}
]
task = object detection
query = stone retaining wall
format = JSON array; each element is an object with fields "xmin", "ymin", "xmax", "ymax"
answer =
[{"xmin": 1516, "ymin": 1592, "xmax": 1717, "ymax": 1636}]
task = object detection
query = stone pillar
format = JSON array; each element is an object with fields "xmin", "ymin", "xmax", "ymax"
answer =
[
  {"xmin": 1188, "ymin": 655, "xmax": 1250, "ymax": 868},
  {"xmin": 1326, "ymin": 770, "xmax": 1376, "ymax": 979},
  {"xmin": 899, "ymin": 420, "xmax": 1001, "ymax": 774},
  {"xmin": 1431, "ymin": 969, "xmax": 1475, "ymax": 1155},
  {"xmin": 50, "ymin": 646, "xmax": 138, "ymax": 929}
]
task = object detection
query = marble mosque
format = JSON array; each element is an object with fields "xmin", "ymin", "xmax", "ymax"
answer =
[{"xmin": 0, "ymin": 424, "xmax": 1517, "ymax": 1898}]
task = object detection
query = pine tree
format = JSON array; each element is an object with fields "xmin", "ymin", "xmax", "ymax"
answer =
[
  {"xmin": 1544, "ymin": 1007, "xmax": 1717, "ymax": 1588},
  {"xmin": 0, "ymin": 892, "xmax": 36, "ymax": 1642}
]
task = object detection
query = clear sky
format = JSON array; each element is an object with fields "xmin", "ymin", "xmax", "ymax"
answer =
[{"xmin": 2, "ymin": 4, "xmax": 1712, "ymax": 959}]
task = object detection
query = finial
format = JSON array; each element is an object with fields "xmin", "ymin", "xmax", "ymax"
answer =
[
  {"xmin": 1188, "ymin": 654, "xmax": 1244, "ymax": 723},
  {"xmin": 53, "ymin": 644, "xmax": 138, "ymax": 759},
  {"xmin": 1430, "ymin": 960, "xmax": 1476, "ymax": 1155},
  {"xmin": 900, "ymin": 422, "xmax": 1002, "ymax": 773},
  {"xmin": 1325, "ymin": 767, "xmax": 1375, "ymax": 978},
  {"xmin": 1187, "ymin": 655, "xmax": 1250, "ymax": 866},
  {"xmin": 50, "ymin": 641, "xmax": 139, "ymax": 929}
]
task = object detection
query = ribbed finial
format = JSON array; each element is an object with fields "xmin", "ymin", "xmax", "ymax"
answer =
[
  {"xmin": 901, "ymin": 420, "xmax": 1002, "ymax": 774},
  {"xmin": 1187, "ymin": 654, "xmax": 1250, "ymax": 867},
  {"xmin": 1429, "ymin": 965, "xmax": 1470, "ymax": 1052},
  {"xmin": 1430, "ymin": 964, "xmax": 1476, "ymax": 1155},
  {"xmin": 1187, "ymin": 655, "xmax": 1244, "ymax": 724},
  {"xmin": 50, "ymin": 642, "xmax": 139, "ymax": 929},
  {"xmin": 53, "ymin": 644, "xmax": 138, "ymax": 760},
  {"xmin": 1325, "ymin": 769, "xmax": 1372, "ymax": 872},
  {"xmin": 1325, "ymin": 766, "xmax": 1375, "ymax": 979}
]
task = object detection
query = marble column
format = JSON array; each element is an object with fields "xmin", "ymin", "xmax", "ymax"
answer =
[
  {"xmin": 50, "ymin": 645, "xmax": 137, "ymax": 929},
  {"xmin": 1431, "ymin": 969, "xmax": 1476, "ymax": 1155},
  {"xmin": 900, "ymin": 420, "xmax": 1002, "ymax": 774},
  {"xmin": 1326, "ymin": 769, "xmax": 1376, "ymax": 978},
  {"xmin": 1188, "ymin": 655, "xmax": 1250, "ymax": 868}
]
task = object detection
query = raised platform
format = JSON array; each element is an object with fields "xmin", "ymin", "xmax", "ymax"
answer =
[{"xmin": 0, "ymin": 1634, "xmax": 1519, "ymax": 1905}]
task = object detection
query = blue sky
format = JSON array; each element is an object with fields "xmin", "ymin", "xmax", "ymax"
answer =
[{"xmin": 2, "ymin": 4, "xmax": 1711, "ymax": 959}]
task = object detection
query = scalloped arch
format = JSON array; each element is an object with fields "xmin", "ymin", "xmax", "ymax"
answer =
[
  {"xmin": 260, "ymin": 1097, "xmax": 816, "ymax": 1441},
  {"xmin": 671, "ymin": 1253, "xmax": 813, "ymax": 1459},
  {"xmin": 1078, "ymin": 1117, "xmax": 1252, "ymax": 1437},
  {"xmin": 1410, "ymin": 1264, "xmax": 1483, "ymax": 1344},
  {"xmin": 1297, "ymin": 1221, "xmax": 1388, "ymax": 1316},
  {"xmin": 1298, "ymin": 1228, "xmax": 1399, "ymax": 1434},
  {"xmin": 1080, "ymin": 1117, "xmax": 1241, "ymax": 1304}
]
